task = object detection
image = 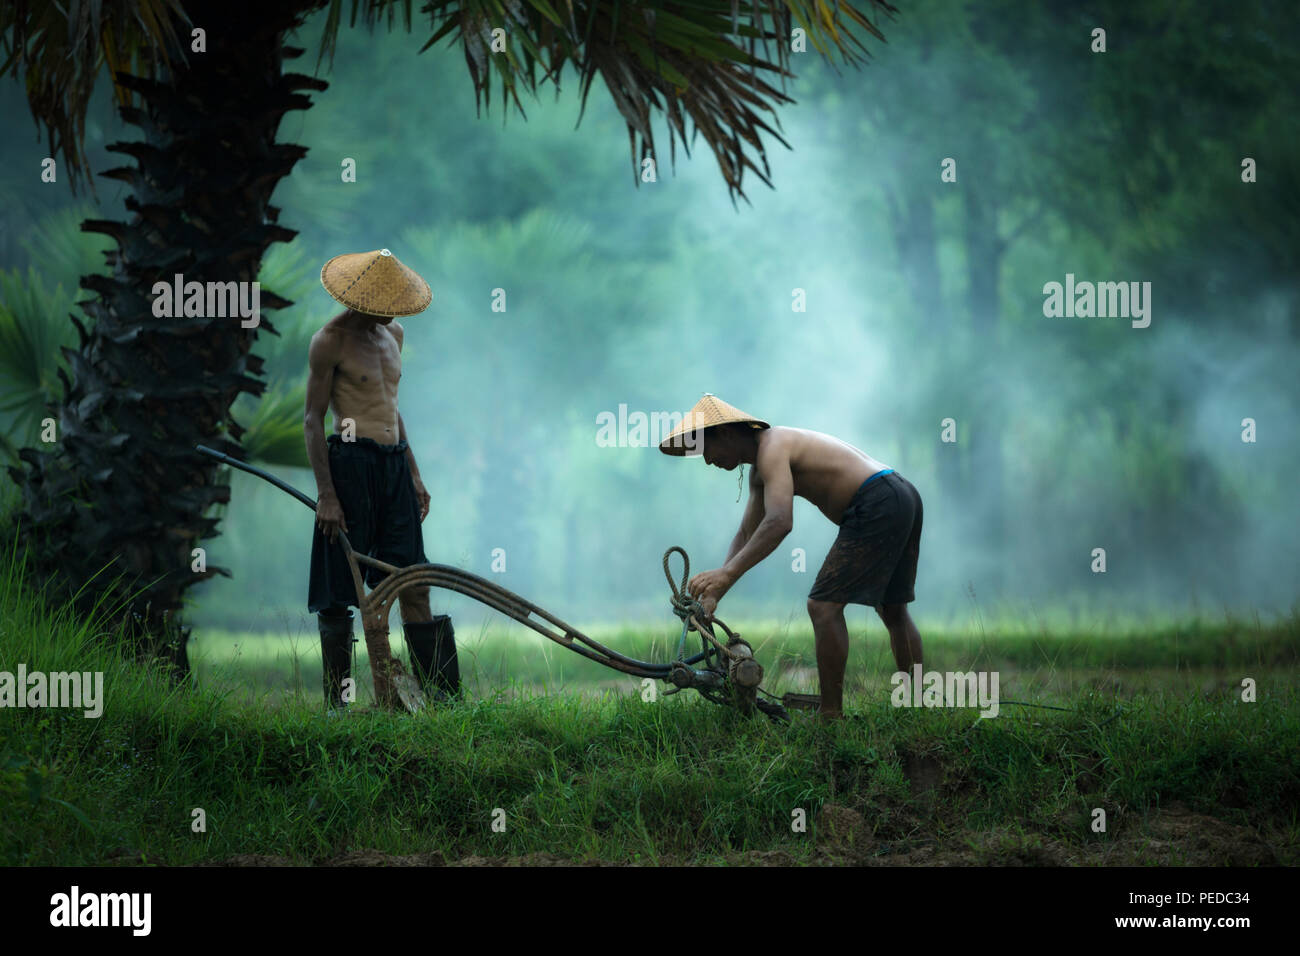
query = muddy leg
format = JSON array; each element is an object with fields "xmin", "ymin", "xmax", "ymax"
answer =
[
  {"xmin": 808, "ymin": 597, "xmax": 849, "ymax": 720},
  {"xmin": 877, "ymin": 603, "xmax": 922, "ymax": 672},
  {"xmin": 398, "ymin": 584, "xmax": 433, "ymax": 624}
]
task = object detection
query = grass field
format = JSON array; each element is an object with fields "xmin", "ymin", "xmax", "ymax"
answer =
[
  {"xmin": 2, "ymin": 549, "xmax": 1298, "ymax": 866},
  {"xmin": 191, "ymin": 609, "xmax": 1300, "ymax": 706}
]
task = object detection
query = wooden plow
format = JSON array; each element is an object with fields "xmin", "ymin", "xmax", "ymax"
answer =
[{"xmin": 196, "ymin": 446, "xmax": 792, "ymax": 722}]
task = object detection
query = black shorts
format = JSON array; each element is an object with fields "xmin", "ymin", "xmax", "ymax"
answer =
[
  {"xmin": 808, "ymin": 470, "xmax": 923, "ymax": 607},
  {"xmin": 307, "ymin": 435, "xmax": 428, "ymax": 613}
]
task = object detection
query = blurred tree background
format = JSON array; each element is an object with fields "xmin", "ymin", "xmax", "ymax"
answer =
[{"xmin": 2, "ymin": 0, "xmax": 1296, "ymax": 636}]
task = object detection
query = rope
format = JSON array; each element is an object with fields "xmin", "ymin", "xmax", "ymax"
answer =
[
  {"xmin": 662, "ymin": 547, "xmax": 696, "ymax": 660},
  {"xmin": 661, "ymin": 547, "xmax": 754, "ymax": 680},
  {"xmin": 662, "ymin": 546, "xmax": 700, "ymax": 623},
  {"xmin": 998, "ymin": 699, "xmax": 1127, "ymax": 727},
  {"xmin": 998, "ymin": 699, "xmax": 1075, "ymax": 711}
]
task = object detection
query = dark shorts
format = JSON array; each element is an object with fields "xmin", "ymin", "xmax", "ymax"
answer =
[
  {"xmin": 307, "ymin": 434, "xmax": 428, "ymax": 613},
  {"xmin": 808, "ymin": 470, "xmax": 923, "ymax": 607}
]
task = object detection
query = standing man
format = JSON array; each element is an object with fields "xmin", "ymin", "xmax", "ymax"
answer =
[
  {"xmin": 304, "ymin": 248, "xmax": 459, "ymax": 710},
  {"xmin": 659, "ymin": 394, "xmax": 924, "ymax": 720}
]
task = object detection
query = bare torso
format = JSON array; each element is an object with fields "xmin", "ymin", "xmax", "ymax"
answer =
[
  {"xmin": 319, "ymin": 314, "xmax": 403, "ymax": 443},
  {"xmin": 757, "ymin": 426, "xmax": 889, "ymax": 523}
]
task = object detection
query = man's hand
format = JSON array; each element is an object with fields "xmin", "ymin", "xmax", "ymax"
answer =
[
  {"xmin": 412, "ymin": 474, "xmax": 430, "ymax": 522},
  {"xmin": 316, "ymin": 493, "xmax": 349, "ymax": 542},
  {"xmin": 688, "ymin": 568, "xmax": 737, "ymax": 620}
]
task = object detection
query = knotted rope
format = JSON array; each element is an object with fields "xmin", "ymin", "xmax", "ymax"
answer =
[
  {"xmin": 663, "ymin": 546, "xmax": 702, "ymax": 623},
  {"xmin": 662, "ymin": 546, "xmax": 742, "ymax": 664}
]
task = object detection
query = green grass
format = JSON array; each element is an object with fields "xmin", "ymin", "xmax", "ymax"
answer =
[
  {"xmin": 190, "ymin": 610, "xmax": 1298, "ymax": 706},
  {"xmin": 2, "ymin": 542, "xmax": 1298, "ymax": 866}
]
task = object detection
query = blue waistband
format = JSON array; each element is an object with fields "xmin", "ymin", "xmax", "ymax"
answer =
[{"xmin": 858, "ymin": 468, "xmax": 894, "ymax": 492}]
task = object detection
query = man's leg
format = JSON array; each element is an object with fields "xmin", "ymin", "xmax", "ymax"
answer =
[
  {"xmin": 808, "ymin": 597, "xmax": 850, "ymax": 719},
  {"xmin": 378, "ymin": 441, "xmax": 460, "ymax": 700},
  {"xmin": 317, "ymin": 605, "xmax": 356, "ymax": 711},
  {"xmin": 309, "ymin": 439, "xmax": 371, "ymax": 710},
  {"xmin": 877, "ymin": 603, "xmax": 922, "ymax": 672},
  {"xmin": 398, "ymin": 585, "xmax": 433, "ymax": 625}
]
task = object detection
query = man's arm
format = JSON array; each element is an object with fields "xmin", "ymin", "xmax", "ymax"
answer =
[
  {"xmin": 388, "ymin": 321, "xmax": 430, "ymax": 523},
  {"xmin": 724, "ymin": 468, "xmax": 765, "ymax": 564},
  {"xmin": 688, "ymin": 437, "xmax": 794, "ymax": 616},
  {"xmin": 397, "ymin": 411, "xmax": 430, "ymax": 522},
  {"xmin": 721, "ymin": 440, "xmax": 794, "ymax": 581},
  {"xmin": 304, "ymin": 329, "xmax": 347, "ymax": 540}
]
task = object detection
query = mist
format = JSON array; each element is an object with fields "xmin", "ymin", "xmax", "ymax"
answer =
[{"xmin": 4, "ymin": 3, "xmax": 1295, "ymax": 638}]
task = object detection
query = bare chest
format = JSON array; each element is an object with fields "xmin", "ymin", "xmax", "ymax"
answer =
[{"xmin": 334, "ymin": 336, "xmax": 402, "ymax": 395}]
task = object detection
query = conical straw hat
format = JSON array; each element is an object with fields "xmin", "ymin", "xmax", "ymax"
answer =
[
  {"xmin": 659, "ymin": 393, "xmax": 770, "ymax": 456},
  {"xmin": 320, "ymin": 248, "xmax": 432, "ymax": 317}
]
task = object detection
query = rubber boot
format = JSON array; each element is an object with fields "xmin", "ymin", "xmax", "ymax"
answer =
[
  {"xmin": 404, "ymin": 615, "xmax": 459, "ymax": 701},
  {"xmin": 318, "ymin": 609, "xmax": 356, "ymax": 711}
]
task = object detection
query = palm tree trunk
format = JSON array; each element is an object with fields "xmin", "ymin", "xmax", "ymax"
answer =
[{"xmin": 7, "ymin": 0, "xmax": 326, "ymax": 670}]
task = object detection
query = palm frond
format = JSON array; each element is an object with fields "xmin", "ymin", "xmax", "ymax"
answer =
[
  {"xmin": 252, "ymin": 242, "xmax": 321, "ymax": 382},
  {"xmin": 17, "ymin": 204, "xmax": 115, "ymax": 293},
  {"xmin": 0, "ymin": 267, "xmax": 78, "ymax": 424},
  {"xmin": 235, "ymin": 385, "xmax": 311, "ymax": 469},
  {"xmin": 0, "ymin": 426, "xmax": 22, "ymax": 470},
  {"xmin": 230, "ymin": 242, "xmax": 318, "ymax": 468},
  {"xmin": 326, "ymin": 0, "xmax": 896, "ymax": 203},
  {"xmin": 6, "ymin": 1, "xmax": 892, "ymax": 202},
  {"xmin": 0, "ymin": 0, "xmax": 191, "ymax": 194}
]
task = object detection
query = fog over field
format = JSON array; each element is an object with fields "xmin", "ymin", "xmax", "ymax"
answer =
[{"xmin": 3, "ymin": 3, "xmax": 1295, "ymax": 639}]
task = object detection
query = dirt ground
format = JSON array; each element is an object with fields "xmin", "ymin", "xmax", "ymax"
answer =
[{"xmin": 199, "ymin": 802, "xmax": 1288, "ymax": 867}]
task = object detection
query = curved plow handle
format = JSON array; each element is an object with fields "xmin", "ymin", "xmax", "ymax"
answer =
[{"xmin": 195, "ymin": 444, "xmax": 318, "ymax": 512}]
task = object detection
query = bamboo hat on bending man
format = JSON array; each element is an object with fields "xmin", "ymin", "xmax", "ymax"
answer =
[
  {"xmin": 658, "ymin": 393, "xmax": 770, "ymax": 457},
  {"xmin": 320, "ymin": 248, "xmax": 432, "ymax": 317}
]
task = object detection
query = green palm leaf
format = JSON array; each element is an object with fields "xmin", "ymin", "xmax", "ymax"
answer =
[
  {"xmin": 252, "ymin": 242, "xmax": 320, "ymax": 384},
  {"xmin": 0, "ymin": 268, "xmax": 78, "ymax": 464},
  {"xmin": 235, "ymin": 385, "xmax": 311, "ymax": 470},
  {"xmin": 0, "ymin": 0, "xmax": 190, "ymax": 197},
  {"xmin": 17, "ymin": 204, "xmax": 114, "ymax": 293},
  {"xmin": 320, "ymin": 0, "xmax": 898, "ymax": 203}
]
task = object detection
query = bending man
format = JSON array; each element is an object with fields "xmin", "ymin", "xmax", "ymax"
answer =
[{"xmin": 659, "ymin": 393, "xmax": 923, "ymax": 719}]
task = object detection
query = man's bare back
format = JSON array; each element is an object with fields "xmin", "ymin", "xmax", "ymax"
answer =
[
  {"xmin": 751, "ymin": 427, "xmax": 889, "ymax": 523},
  {"xmin": 689, "ymin": 422, "xmax": 894, "ymax": 609},
  {"xmin": 702, "ymin": 424, "xmax": 890, "ymax": 523}
]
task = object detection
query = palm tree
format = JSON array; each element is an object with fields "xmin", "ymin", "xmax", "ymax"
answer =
[
  {"xmin": 0, "ymin": 209, "xmax": 313, "ymax": 474},
  {"xmin": 0, "ymin": 0, "xmax": 895, "ymax": 678}
]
